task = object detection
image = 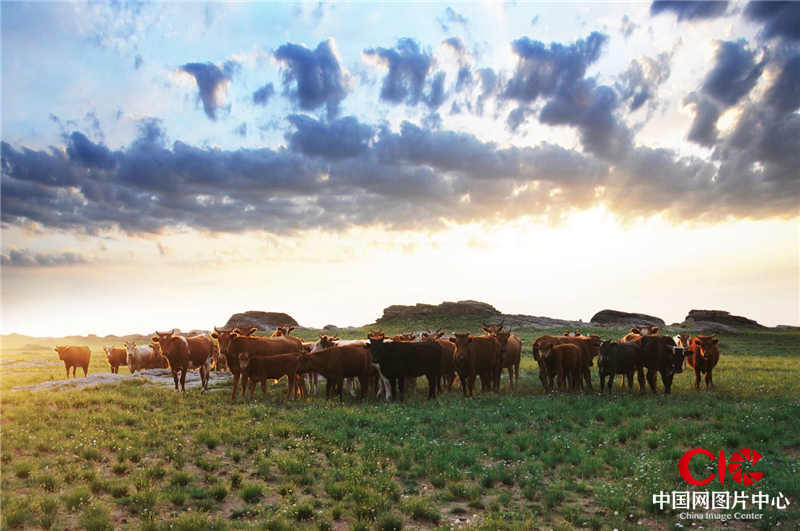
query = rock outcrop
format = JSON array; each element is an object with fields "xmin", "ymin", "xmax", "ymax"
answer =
[
  {"xmin": 590, "ymin": 309, "xmax": 665, "ymax": 327},
  {"xmin": 223, "ymin": 311, "xmax": 298, "ymax": 331},
  {"xmin": 377, "ymin": 300, "xmax": 499, "ymax": 322},
  {"xmin": 684, "ymin": 310, "xmax": 765, "ymax": 329}
]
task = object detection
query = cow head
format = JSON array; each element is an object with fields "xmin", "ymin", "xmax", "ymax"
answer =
[
  {"xmin": 564, "ymin": 331, "xmax": 582, "ymax": 337},
  {"xmin": 124, "ymin": 340, "xmax": 137, "ymax": 355},
  {"xmin": 638, "ymin": 326, "xmax": 660, "ymax": 336},
  {"xmin": 367, "ymin": 330, "xmax": 385, "ymax": 342},
  {"xmin": 103, "ymin": 345, "xmax": 113, "ymax": 358},
  {"xmin": 673, "ymin": 334, "xmax": 691, "ymax": 348},
  {"xmin": 317, "ymin": 335, "xmax": 338, "ymax": 349},
  {"xmin": 234, "ymin": 327, "xmax": 257, "ymax": 337},
  {"xmin": 238, "ymin": 351, "xmax": 251, "ymax": 369},
  {"xmin": 452, "ymin": 333, "xmax": 472, "ymax": 359},
  {"xmin": 211, "ymin": 327, "xmax": 237, "ymax": 355},
  {"xmin": 54, "ymin": 346, "xmax": 67, "ymax": 360},
  {"xmin": 597, "ymin": 340, "xmax": 615, "ymax": 372},
  {"xmin": 482, "ymin": 321, "xmax": 504, "ymax": 335},
  {"xmin": 272, "ymin": 324, "xmax": 295, "ymax": 337},
  {"xmin": 691, "ymin": 336, "xmax": 719, "ymax": 360},
  {"xmin": 630, "ymin": 327, "xmax": 641, "ymax": 335}
]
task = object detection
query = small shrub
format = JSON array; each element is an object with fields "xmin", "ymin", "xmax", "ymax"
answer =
[
  {"xmin": 38, "ymin": 472, "xmax": 58, "ymax": 492},
  {"xmin": 3, "ymin": 498, "xmax": 33, "ymax": 528},
  {"xmin": 230, "ymin": 473, "xmax": 242, "ymax": 489},
  {"xmin": 293, "ymin": 501, "xmax": 314, "ymax": 521},
  {"xmin": 378, "ymin": 513, "xmax": 404, "ymax": 530},
  {"xmin": 109, "ymin": 482, "xmax": 129, "ymax": 498},
  {"xmin": 170, "ymin": 471, "xmax": 191, "ymax": 486},
  {"xmin": 79, "ymin": 504, "xmax": 112, "ymax": 531},
  {"xmin": 63, "ymin": 487, "xmax": 91, "ymax": 511},
  {"xmin": 169, "ymin": 489, "xmax": 187, "ymax": 506},
  {"xmin": 240, "ymin": 482, "xmax": 263, "ymax": 503},
  {"xmin": 210, "ymin": 485, "xmax": 228, "ymax": 501},
  {"xmin": 402, "ymin": 496, "xmax": 440, "ymax": 523},
  {"xmin": 14, "ymin": 462, "xmax": 32, "ymax": 479},
  {"xmin": 146, "ymin": 465, "xmax": 166, "ymax": 480},
  {"xmin": 111, "ymin": 462, "xmax": 128, "ymax": 475},
  {"xmin": 82, "ymin": 447, "xmax": 102, "ymax": 462}
]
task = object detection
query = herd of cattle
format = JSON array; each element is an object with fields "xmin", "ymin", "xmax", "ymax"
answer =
[{"xmin": 51, "ymin": 323, "xmax": 721, "ymax": 401}]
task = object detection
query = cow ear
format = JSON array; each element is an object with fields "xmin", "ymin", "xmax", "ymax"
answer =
[
  {"xmin": 712, "ymin": 337, "xmax": 719, "ymax": 344},
  {"xmin": 630, "ymin": 327, "xmax": 639, "ymax": 333},
  {"xmin": 211, "ymin": 333, "xmax": 219, "ymax": 339},
  {"xmin": 652, "ymin": 327, "xmax": 660, "ymax": 334},
  {"xmin": 248, "ymin": 327, "xmax": 257, "ymax": 335}
]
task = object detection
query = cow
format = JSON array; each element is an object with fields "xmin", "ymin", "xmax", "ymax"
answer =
[
  {"xmin": 54, "ymin": 346, "xmax": 90, "ymax": 378},
  {"xmin": 538, "ymin": 343, "xmax": 582, "ymax": 392},
  {"xmin": 420, "ymin": 330, "xmax": 457, "ymax": 392},
  {"xmin": 481, "ymin": 321, "xmax": 505, "ymax": 335},
  {"xmin": 271, "ymin": 324, "xmax": 297, "ymax": 337},
  {"xmin": 495, "ymin": 330, "xmax": 522, "ymax": 390},
  {"xmin": 686, "ymin": 336, "xmax": 720, "ymax": 390},
  {"xmin": 673, "ymin": 334, "xmax": 691, "ymax": 348},
  {"xmin": 634, "ymin": 335, "xmax": 686, "ymax": 394},
  {"xmin": 367, "ymin": 331, "xmax": 442, "ymax": 401},
  {"xmin": 103, "ymin": 346, "xmax": 127, "ymax": 374},
  {"xmin": 125, "ymin": 341, "xmax": 168, "ymax": 373},
  {"xmin": 621, "ymin": 326, "xmax": 660, "ymax": 343},
  {"xmin": 212, "ymin": 327, "xmax": 305, "ymax": 400},
  {"xmin": 238, "ymin": 352, "xmax": 301, "ymax": 401},
  {"xmin": 297, "ymin": 344, "xmax": 373, "ymax": 400},
  {"xmin": 391, "ymin": 333, "xmax": 417, "ymax": 342},
  {"xmin": 151, "ymin": 330, "xmax": 214, "ymax": 393},
  {"xmin": 597, "ymin": 341, "xmax": 639, "ymax": 392},
  {"xmin": 450, "ymin": 333, "xmax": 501, "ymax": 396},
  {"xmin": 532, "ymin": 335, "xmax": 600, "ymax": 391}
]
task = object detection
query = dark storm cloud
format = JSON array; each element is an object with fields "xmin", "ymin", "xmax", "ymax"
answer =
[
  {"xmin": 424, "ymin": 72, "xmax": 447, "ymax": 110},
  {"xmin": 744, "ymin": 1, "xmax": 800, "ymax": 42},
  {"xmin": 363, "ymin": 38, "xmax": 433, "ymax": 106},
  {"xmin": 274, "ymin": 39, "xmax": 349, "ymax": 119},
  {"xmin": 252, "ymin": 83, "xmax": 275, "ymax": 106},
  {"xmin": 685, "ymin": 93, "xmax": 722, "ymax": 146},
  {"xmin": 504, "ymin": 32, "xmax": 607, "ymax": 104},
  {"xmin": 650, "ymin": 1, "xmax": 728, "ymax": 21},
  {"xmin": 179, "ymin": 61, "xmax": 239, "ymax": 120},
  {"xmin": 1, "ymin": 248, "xmax": 89, "ymax": 267},
  {"xmin": 66, "ymin": 132, "xmax": 116, "ymax": 170},
  {"xmin": 286, "ymin": 114, "xmax": 374, "ymax": 159},
  {"xmin": 766, "ymin": 54, "xmax": 800, "ymax": 112},
  {"xmin": 701, "ymin": 40, "xmax": 766, "ymax": 107}
]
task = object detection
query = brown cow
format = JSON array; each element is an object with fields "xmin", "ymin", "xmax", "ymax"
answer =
[
  {"xmin": 450, "ymin": 333, "xmax": 501, "ymax": 396},
  {"xmin": 532, "ymin": 335, "xmax": 599, "ymax": 390},
  {"xmin": 686, "ymin": 336, "xmax": 720, "ymax": 390},
  {"xmin": 539, "ymin": 343, "xmax": 582, "ymax": 391},
  {"xmin": 212, "ymin": 327, "xmax": 305, "ymax": 400},
  {"xmin": 151, "ymin": 330, "xmax": 213, "ymax": 393},
  {"xmin": 271, "ymin": 324, "xmax": 296, "ymax": 337},
  {"xmin": 420, "ymin": 330, "xmax": 457, "ymax": 392},
  {"xmin": 297, "ymin": 344, "xmax": 372, "ymax": 400},
  {"xmin": 103, "ymin": 346, "xmax": 127, "ymax": 374},
  {"xmin": 495, "ymin": 330, "xmax": 522, "ymax": 390},
  {"xmin": 238, "ymin": 352, "xmax": 301, "ymax": 401},
  {"xmin": 54, "ymin": 346, "xmax": 90, "ymax": 378}
]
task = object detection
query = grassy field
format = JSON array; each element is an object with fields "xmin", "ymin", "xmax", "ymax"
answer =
[{"xmin": 2, "ymin": 320, "xmax": 799, "ymax": 529}]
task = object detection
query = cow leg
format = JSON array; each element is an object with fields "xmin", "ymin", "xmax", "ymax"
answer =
[
  {"xmin": 646, "ymin": 369, "xmax": 657, "ymax": 393},
  {"xmin": 172, "ymin": 370, "xmax": 180, "ymax": 391},
  {"xmin": 626, "ymin": 372, "xmax": 634, "ymax": 391},
  {"xmin": 705, "ymin": 371, "xmax": 712, "ymax": 390},
  {"xmin": 636, "ymin": 367, "xmax": 646, "ymax": 393},
  {"xmin": 583, "ymin": 366, "xmax": 592, "ymax": 391},
  {"xmin": 694, "ymin": 367, "xmax": 701, "ymax": 390},
  {"xmin": 180, "ymin": 369, "xmax": 187, "ymax": 393},
  {"xmin": 232, "ymin": 373, "xmax": 240, "ymax": 401},
  {"xmin": 661, "ymin": 371, "xmax": 673, "ymax": 394},
  {"xmin": 261, "ymin": 380, "xmax": 267, "ymax": 395},
  {"xmin": 427, "ymin": 374, "xmax": 436, "ymax": 399}
]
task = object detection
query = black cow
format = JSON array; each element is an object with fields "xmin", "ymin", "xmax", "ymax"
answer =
[
  {"xmin": 366, "ymin": 333, "xmax": 443, "ymax": 400},
  {"xmin": 635, "ymin": 335, "xmax": 686, "ymax": 394},
  {"xmin": 597, "ymin": 341, "xmax": 639, "ymax": 392}
]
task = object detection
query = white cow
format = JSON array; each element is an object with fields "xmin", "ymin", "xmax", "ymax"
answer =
[{"xmin": 124, "ymin": 341, "xmax": 158, "ymax": 374}]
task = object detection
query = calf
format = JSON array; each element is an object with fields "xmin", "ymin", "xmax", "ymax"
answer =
[
  {"xmin": 450, "ymin": 333, "xmax": 501, "ymax": 396},
  {"xmin": 151, "ymin": 330, "xmax": 213, "ymax": 393},
  {"xmin": 103, "ymin": 346, "xmax": 127, "ymax": 374},
  {"xmin": 597, "ymin": 341, "xmax": 639, "ymax": 392},
  {"xmin": 297, "ymin": 344, "xmax": 372, "ymax": 400},
  {"xmin": 538, "ymin": 343, "xmax": 581, "ymax": 392},
  {"xmin": 421, "ymin": 330, "xmax": 457, "ymax": 392},
  {"xmin": 686, "ymin": 336, "xmax": 720, "ymax": 390},
  {"xmin": 495, "ymin": 330, "xmax": 522, "ymax": 390},
  {"xmin": 367, "ymin": 331, "xmax": 442, "ymax": 400},
  {"xmin": 635, "ymin": 335, "xmax": 686, "ymax": 394},
  {"xmin": 239, "ymin": 352, "xmax": 301, "ymax": 401},
  {"xmin": 54, "ymin": 346, "xmax": 90, "ymax": 378}
]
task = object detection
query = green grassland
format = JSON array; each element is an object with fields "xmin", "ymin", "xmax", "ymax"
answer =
[{"xmin": 1, "ymin": 320, "xmax": 799, "ymax": 529}]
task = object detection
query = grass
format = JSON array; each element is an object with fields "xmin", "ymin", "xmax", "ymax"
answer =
[{"xmin": 1, "ymin": 321, "xmax": 799, "ymax": 528}]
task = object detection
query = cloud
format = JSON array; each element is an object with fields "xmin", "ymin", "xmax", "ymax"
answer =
[
  {"xmin": 650, "ymin": 1, "xmax": 728, "ymax": 21},
  {"xmin": 234, "ymin": 122, "xmax": 247, "ymax": 137},
  {"xmin": 363, "ymin": 38, "xmax": 433, "ymax": 106},
  {"xmin": 1, "ymin": 248, "xmax": 89, "ymax": 267},
  {"xmin": 134, "ymin": 54, "xmax": 143, "ymax": 69},
  {"xmin": 620, "ymin": 15, "xmax": 638, "ymax": 38},
  {"xmin": 274, "ymin": 39, "xmax": 349, "ymax": 118},
  {"xmin": 744, "ymin": 1, "xmax": 800, "ymax": 42},
  {"xmin": 286, "ymin": 114, "xmax": 374, "ymax": 159},
  {"xmin": 766, "ymin": 54, "xmax": 800, "ymax": 112},
  {"xmin": 684, "ymin": 93, "xmax": 722, "ymax": 146},
  {"xmin": 701, "ymin": 40, "xmax": 766, "ymax": 107},
  {"xmin": 616, "ymin": 53, "xmax": 671, "ymax": 111},
  {"xmin": 437, "ymin": 6, "xmax": 468, "ymax": 32},
  {"xmin": 252, "ymin": 83, "xmax": 275, "ymax": 106},
  {"xmin": 179, "ymin": 61, "xmax": 239, "ymax": 120}
]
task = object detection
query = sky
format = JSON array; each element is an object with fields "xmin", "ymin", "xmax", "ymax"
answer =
[{"xmin": 1, "ymin": 1, "xmax": 799, "ymax": 336}]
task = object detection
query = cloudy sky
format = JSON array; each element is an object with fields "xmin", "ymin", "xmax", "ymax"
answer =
[{"xmin": 2, "ymin": 1, "xmax": 798, "ymax": 336}]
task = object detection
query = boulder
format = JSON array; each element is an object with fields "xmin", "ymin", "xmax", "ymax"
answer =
[
  {"xmin": 223, "ymin": 311, "xmax": 298, "ymax": 332},
  {"xmin": 590, "ymin": 309, "xmax": 665, "ymax": 327},
  {"xmin": 378, "ymin": 300, "xmax": 499, "ymax": 322},
  {"xmin": 684, "ymin": 309, "xmax": 765, "ymax": 329}
]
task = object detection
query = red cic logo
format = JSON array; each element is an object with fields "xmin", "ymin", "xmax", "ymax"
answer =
[{"xmin": 679, "ymin": 448, "xmax": 764, "ymax": 486}]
